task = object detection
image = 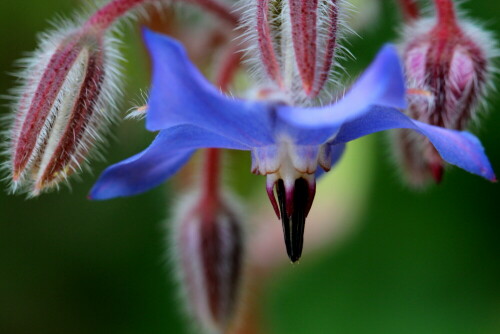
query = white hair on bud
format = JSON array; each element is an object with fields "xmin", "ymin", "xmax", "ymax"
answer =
[
  {"xmin": 236, "ymin": 0, "xmax": 281, "ymax": 89},
  {"xmin": 1, "ymin": 19, "xmax": 81, "ymax": 193},
  {"xmin": 390, "ymin": 1, "xmax": 498, "ymax": 188},
  {"xmin": 165, "ymin": 187, "xmax": 248, "ymax": 334},
  {"xmin": 30, "ymin": 48, "xmax": 92, "ymax": 193},
  {"xmin": 1, "ymin": 9, "xmax": 125, "ymax": 196},
  {"xmin": 76, "ymin": 0, "xmax": 171, "ymax": 31},
  {"xmin": 236, "ymin": 0, "xmax": 355, "ymax": 107},
  {"xmin": 399, "ymin": 14, "xmax": 498, "ymax": 128},
  {"xmin": 45, "ymin": 32, "xmax": 124, "ymax": 195},
  {"xmin": 0, "ymin": 0, "xmax": 190, "ymax": 196},
  {"xmin": 125, "ymin": 89, "xmax": 150, "ymax": 120},
  {"xmin": 311, "ymin": 0, "xmax": 355, "ymax": 106},
  {"xmin": 457, "ymin": 19, "xmax": 499, "ymax": 125}
]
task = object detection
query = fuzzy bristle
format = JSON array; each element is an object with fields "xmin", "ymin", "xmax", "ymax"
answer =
[
  {"xmin": 237, "ymin": 0, "xmax": 354, "ymax": 107},
  {"xmin": 2, "ymin": 17, "xmax": 123, "ymax": 196},
  {"xmin": 392, "ymin": 3, "xmax": 498, "ymax": 187}
]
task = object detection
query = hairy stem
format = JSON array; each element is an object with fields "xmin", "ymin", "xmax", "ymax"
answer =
[
  {"xmin": 84, "ymin": 0, "xmax": 239, "ymax": 32},
  {"xmin": 201, "ymin": 148, "xmax": 222, "ymax": 208},
  {"xmin": 85, "ymin": 0, "xmax": 145, "ymax": 30},
  {"xmin": 434, "ymin": 0, "xmax": 458, "ymax": 29},
  {"xmin": 201, "ymin": 45, "xmax": 242, "ymax": 208}
]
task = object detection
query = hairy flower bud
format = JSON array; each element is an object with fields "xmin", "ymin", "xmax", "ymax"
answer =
[
  {"xmin": 172, "ymin": 192, "xmax": 245, "ymax": 334},
  {"xmin": 243, "ymin": 0, "xmax": 348, "ymax": 103},
  {"xmin": 6, "ymin": 23, "xmax": 121, "ymax": 195},
  {"xmin": 394, "ymin": 1, "xmax": 496, "ymax": 186}
]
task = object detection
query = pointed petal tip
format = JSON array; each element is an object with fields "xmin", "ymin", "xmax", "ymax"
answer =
[
  {"xmin": 88, "ymin": 184, "xmax": 113, "ymax": 201},
  {"xmin": 88, "ymin": 182, "xmax": 110, "ymax": 201},
  {"xmin": 141, "ymin": 25, "xmax": 154, "ymax": 33},
  {"xmin": 376, "ymin": 44, "xmax": 401, "ymax": 65},
  {"xmin": 145, "ymin": 118, "xmax": 161, "ymax": 132},
  {"xmin": 87, "ymin": 186, "xmax": 101, "ymax": 200},
  {"xmin": 371, "ymin": 43, "xmax": 407, "ymax": 110},
  {"xmin": 266, "ymin": 178, "xmax": 281, "ymax": 219},
  {"xmin": 141, "ymin": 26, "xmax": 162, "ymax": 43},
  {"xmin": 380, "ymin": 43, "xmax": 399, "ymax": 55},
  {"xmin": 87, "ymin": 188, "xmax": 97, "ymax": 201},
  {"xmin": 140, "ymin": 25, "xmax": 151, "ymax": 37}
]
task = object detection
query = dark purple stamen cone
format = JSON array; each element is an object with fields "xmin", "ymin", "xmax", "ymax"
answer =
[{"xmin": 276, "ymin": 178, "xmax": 313, "ymax": 263}]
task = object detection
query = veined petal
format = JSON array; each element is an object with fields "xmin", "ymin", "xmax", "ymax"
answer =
[
  {"xmin": 90, "ymin": 125, "xmax": 249, "ymax": 200},
  {"xmin": 277, "ymin": 44, "xmax": 406, "ymax": 144},
  {"xmin": 143, "ymin": 28, "xmax": 274, "ymax": 147},
  {"xmin": 332, "ymin": 107, "xmax": 495, "ymax": 181}
]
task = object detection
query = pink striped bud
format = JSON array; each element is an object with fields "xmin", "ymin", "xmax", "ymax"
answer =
[
  {"xmin": 6, "ymin": 24, "xmax": 121, "ymax": 195},
  {"xmin": 172, "ymin": 193, "xmax": 245, "ymax": 334},
  {"xmin": 394, "ymin": 0, "xmax": 496, "ymax": 186},
  {"xmin": 245, "ymin": 0, "xmax": 342, "ymax": 102}
]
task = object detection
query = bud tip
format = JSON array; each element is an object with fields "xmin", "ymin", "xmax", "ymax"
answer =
[{"xmin": 430, "ymin": 163, "xmax": 444, "ymax": 184}]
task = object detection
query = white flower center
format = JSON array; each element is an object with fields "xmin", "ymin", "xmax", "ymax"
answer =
[{"xmin": 251, "ymin": 138, "xmax": 334, "ymax": 187}]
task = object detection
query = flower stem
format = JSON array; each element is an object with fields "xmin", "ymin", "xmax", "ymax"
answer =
[
  {"xmin": 215, "ymin": 45, "xmax": 242, "ymax": 91},
  {"xmin": 398, "ymin": 0, "xmax": 420, "ymax": 22},
  {"xmin": 200, "ymin": 45, "xmax": 242, "ymax": 208},
  {"xmin": 84, "ymin": 0, "xmax": 239, "ymax": 32},
  {"xmin": 201, "ymin": 148, "xmax": 222, "ymax": 208},
  {"xmin": 434, "ymin": 0, "xmax": 458, "ymax": 30},
  {"xmin": 85, "ymin": 0, "xmax": 146, "ymax": 31},
  {"xmin": 185, "ymin": 0, "xmax": 239, "ymax": 27}
]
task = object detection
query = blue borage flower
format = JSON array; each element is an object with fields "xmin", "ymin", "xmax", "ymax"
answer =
[{"xmin": 90, "ymin": 28, "xmax": 495, "ymax": 261}]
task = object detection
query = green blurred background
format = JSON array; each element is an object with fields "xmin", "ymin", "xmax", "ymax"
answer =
[{"xmin": 1, "ymin": 1, "xmax": 499, "ymax": 333}]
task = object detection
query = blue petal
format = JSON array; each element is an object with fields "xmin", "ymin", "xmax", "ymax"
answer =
[
  {"xmin": 143, "ymin": 28, "xmax": 274, "ymax": 147},
  {"xmin": 90, "ymin": 125, "xmax": 249, "ymax": 200},
  {"xmin": 277, "ymin": 44, "xmax": 407, "ymax": 144},
  {"xmin": 332, "ymin": 107, "xmax": 495, "ymax": 181}
]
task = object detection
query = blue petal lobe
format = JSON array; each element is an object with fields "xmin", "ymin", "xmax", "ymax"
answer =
[
  {"xmin": 142, "ymin": 28, "xmax": 274, "ymax": 147},
  {"xmin": 332, "ymin": 107, "xmax": 495, "ymax": 181},
  {"xmin": 90, "ymin": 125, "xmax": 249, "ymax": 200},
  {"xmin": 277, "ymin": 44, "xmax": 407, "ymax": 145}
]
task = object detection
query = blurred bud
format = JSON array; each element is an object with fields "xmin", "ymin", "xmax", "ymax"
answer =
[
  {"xmin": 397, "ymin": 0, "xmax": 420, "ymax": 23},
  {"xmin": 394, "ymin": 0, "xmax": 496, "ymax": 186},
  {"xmin": 172, "ymin": 192, "xmax": 245, "ymax": 334},
  {"xmin": 6, "ymin": 23, "xmax": 121, "ymax": 196}
]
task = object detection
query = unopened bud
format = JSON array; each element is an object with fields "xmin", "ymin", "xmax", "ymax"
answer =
[
  {"xmin": 6, "ymin": 24, "xmax": 121, "ymax": 195},
  {"xmin": 172, "ymin": 192, "xmax": 245, "ymax": 334},
  {"xmin": 394, "ymin": 0, "xmax": 496, "ymax": 186},
  {"xmin": 289, "ymin": 0, "xmax": 339, "ymax": 97},
  {"xmin": 246, "ymin": 0, "xmax": 343, "ymax": 102}
]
